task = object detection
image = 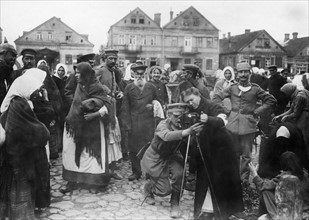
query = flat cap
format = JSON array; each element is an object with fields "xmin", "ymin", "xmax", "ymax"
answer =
[
  {"xmin": 167, "ymin": 103, "xmax": 188, "ymax": 115},
  {"xmin": 0, "ymin": 43, "xmax": 17, "ymax": 55},
  {"xmin": 77, "ymin": 53, "xmax": 95, "ymax": 64},
  {"xmin": 104, "ymin": 49, "xmax": 118, "ymax": 57},
  {"xmin": 182, "ymin": 64, "xmax": 200, "ymax": 74},
  {"xmin": 236, "ymin": 62, "xmax": 251, "ymax": 71},
  {"xmin": 267, "ymin": 65, "xmax": 277, "ymax": 70},
  {"xmin": 21, "ymin": 48, "xmax": 37, "ymax": 57},
  {"xmin": 131, "ymin": 64, "xmax": 147, "ymax": 73}
]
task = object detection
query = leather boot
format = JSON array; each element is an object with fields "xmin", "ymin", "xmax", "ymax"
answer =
[{"xmin": 170, "ymin": 189, "xmax": 181, "ymax": 218}]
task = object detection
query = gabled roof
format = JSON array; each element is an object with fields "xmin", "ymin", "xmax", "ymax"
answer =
[
  {"xmin": 284, "ymin": 37, "xmax": 309, "ymax": 57},
  {"xmin": 110, "ymin": 7, "xmax": 161, "ymax": 29},
  {"xmin": 163, "ymin": 6, "xmax": 219, "ymax": 30},
  {"xmin": 220, "ymin": 29, "xmax": 285, "ymax": 54},
  {"xmin": 15, "ymin": 16, "xmax": 94, "ymax": 46}
]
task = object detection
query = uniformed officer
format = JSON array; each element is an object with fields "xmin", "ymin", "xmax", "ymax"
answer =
[{"xmin": 141, "ymin": 103, "xmax": 203, "ymax": 218}]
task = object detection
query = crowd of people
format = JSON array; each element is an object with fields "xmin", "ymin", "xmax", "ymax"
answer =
[{"xmin": 0, "ymin": 41, "xmax": 309, "ymax": 220}]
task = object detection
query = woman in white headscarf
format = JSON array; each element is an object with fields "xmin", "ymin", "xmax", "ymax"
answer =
[
  {"xmin": 0, "ymin": 68, "xmax": 51, "ymax": 219},
  {"xmin": 212, "ymin": 66, "xmax": 235, "ymax": 113}
]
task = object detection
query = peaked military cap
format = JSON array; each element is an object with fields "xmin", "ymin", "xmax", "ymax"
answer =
[
  {"xmin": 104, "ymin": 49, "xmax": 118, "ymax": 57},
  {"xmin": 135, "ymin": 60, "xmax": 143, "ymax": 65},
  {"xmin": 77, "ymin": 53, "xmax": 95, "ymax": 64},
  {"xmin": 236, "ymin": 62, "xmax": 251, "ymax": 71},
  {"xmin": 167, "ymin": 103, "xmax": 188, "ymax": 115},
  {"xmin": 267, "ymin": 65, "xmax": 277, "ymax": 70},
  {"xmin": 131, "ymin": 64, "xmax": 147, "ymax": 73},
  {"xmin": 182, "ymin": 64, "xmax": 200, "ymax": 74},
  {"xmin": 20, "ymin": 48, "xmax": 37, "ymax": 57}
]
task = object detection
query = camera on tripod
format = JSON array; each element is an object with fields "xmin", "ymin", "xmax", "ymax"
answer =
[{"xmin": 179, "ymin": 112, "xmax": 201, "ymax": 129}]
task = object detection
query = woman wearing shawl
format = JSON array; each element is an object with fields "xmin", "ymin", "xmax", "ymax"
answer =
[
  {"xmin": 273, "ymin": 83, "xmax": 309, "ymax": 156},
  {"xmin": 0, "ymin": 69, "xmax": 50, "ymax": 220},
  {"xmin": 62, "ymin": 62, "xmax": 112, "ymax": 193},
  {"xmin": 212, "ymin": 66, "xmax": 235, "ymax": 114}
]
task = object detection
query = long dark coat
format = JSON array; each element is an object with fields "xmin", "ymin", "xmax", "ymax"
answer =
[
  {"xmin": 193, "ymin": 97, "xmax": 244, "ymax": 219},
  {"xmin": 121, "ymin": 82, "xmax": 157, "ymax": 153}
]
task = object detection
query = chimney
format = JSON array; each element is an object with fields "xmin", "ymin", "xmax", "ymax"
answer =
[
  {"xmin": 245, "ymin": 29, "xmax": 250, "ymax": 34},
  {"xmin": 284, "ymin": 33, "xmax": 290, "ymax": 42},
  {"xmin": 227, "ymin": 32, "xmax": 231, "ymax": 38},
  {"xmin": 154, "ymin": 13, "xmax": 161, "ymax": 26},
  {"xmin": 170, "ymin": 10, "xmax": 174, "ymax": 20},
  {"xmin": 292, "ymin": 32, "xmax": 298, "ymax": 40},
  {"xmin": 223, "ymin": 34, "xmax": 226, "ymax": 39}
]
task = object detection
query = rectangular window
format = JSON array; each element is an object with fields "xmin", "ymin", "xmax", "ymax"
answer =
[
  {"xmin": 131, "ymin": 17, "xmax": 136, "ymax": 24},
  {"xmin": 141, "ymin": 37, "xmax": 147, "ymax": 45},
  {"xmin": 193, "ymin": 17, "xmax": 199, "ymax": 26},
  {"xmin": 65, "ymin": 54, "xmax": 73, "ymax": 65},
  {"xmin": 118, "ymin": 34, "xmax": 125, "ymax": 45},
  {"xmin": 150, "ymin": 37, "xmax": 156, "ymax": 46},
  {"xmin": 256, "ymin": 38, "xmax": 263, "ymax": 46},
  {"xmin": 37, "ymin": 32, "xmax": 42, "ymax": 40},
  {"xmin": 171, "ymin": 37, "xmax": 178, "ymax": 46},
  {"xmin": 206, "ymin": 38, "xmax": 213, "ymax": 48},
  {"xmin": 129, "ymin": 35, "xmax": 136, "ymax": 45},
  {"xmin": 184, "ymin": 58, "xmax": 191, "ymax": 64},
  {"xmin": 48, "ymin": 32, "xmax": 52, "ymax": 40},
  {"xmin": 264, "ymin": 39, "xmax": 270, "ymax": 48},
  {"xmin": 206, "ymin": 59, "xmax": 213, "ymax": 70},
  {"xmin": 139, "ymin": 18, "xmax": 144, "ymax": 24},
  {"xmin": 118, "ymin": 57, "xmax": 125, "ymax": 67},
  {"xmin": 275, "ymin": 57, "xmax": 282, "ymax": 67},
  {"xmin": 196, "ymin": 37, "xmax": 203, "ymax": 47},
  {"xmin": 265, "ymin": 57, "xmax": 271, "ymax": 67},
  {"xmin": 65, "ymin": 33, "xmax": 72, "ymax": 42},
  {"xmin": 271, "ymin": 56, "xmax": 275, "ymax": 65}
]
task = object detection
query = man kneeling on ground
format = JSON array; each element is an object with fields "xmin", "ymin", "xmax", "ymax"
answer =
[{"xmin": 141, "ymin": 103, "xmax": 203, "ymax": 218}]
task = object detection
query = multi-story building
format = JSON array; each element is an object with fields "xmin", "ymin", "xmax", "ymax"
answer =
[
  {"xmin": 107, "ymin": 6, "xmax": 219, "ymax": 75},
  {"xmin": 14, "ymin": 16, "xmax": 94, "ymax": 71},
  {"xmin": 219, "ymin": 29, "xmax": 287, "ymax": 70},
  {"xmin": 283, "ymin": 32, "xmax": 309, "ymax": 74}
]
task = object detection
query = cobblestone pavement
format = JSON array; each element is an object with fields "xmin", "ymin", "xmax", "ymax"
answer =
[{"xmin": 37, "ymin": 156, "xmax": 194, "ymax": 220}]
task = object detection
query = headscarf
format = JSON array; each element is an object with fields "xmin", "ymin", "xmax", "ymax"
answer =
[
  {"xmin": 163, "ymin": 64, "xmax": 171, "ymax": 71},
  {"xmin": 37, "ymin": 59, "xmax": 47, "ymax": 67},
  {"xmin": 54, "ymin": 63, "xmax": 68, "ymax": 79},
  {"xmin": 280, "ymin": 83, "xmax": 297, "ymax": 98},
  {"xmin": 66, "ymin": 62, "xmax": 112, "ymax": 167},
  {"xmin": 221, "ymin": 66, "xmax": 235, "ymax": 81},
  {"xmin": 1, "ymin": 68, "xmax": 46, "ymax": 113},
  {"xmin": 124, "ymin": 64, "xmax": 134, "ymax": 81},
  {"xmin": 258, "ymin": 68, "xmax": 265, "ymax": 76},
  {"xmin": 252, "ymin": 67, "xmax": 259, "ymax": 74}
]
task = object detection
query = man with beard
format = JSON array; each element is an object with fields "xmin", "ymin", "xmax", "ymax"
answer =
[
  {"xmin": 213, "ymin": 62, "xmax": 277, "ymax": 183},
  {"xmin": 141, "ymin": 103, "xmax": 203, "ymax": 218},
  {"xmin": 121, "ymin": 64, "xmax": 158, "ymax": 181},
  {"xmin": 10, "ymin": 48, "xmax": 37, "ymax": 85},
  {"xmin": 0, "ymin": 43, "xmax": 17, "ymax": 106}
]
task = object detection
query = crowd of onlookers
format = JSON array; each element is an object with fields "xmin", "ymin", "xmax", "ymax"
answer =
[{"xmin": 0, "ymin": 41, "xmax": 309, "ymax": 220}]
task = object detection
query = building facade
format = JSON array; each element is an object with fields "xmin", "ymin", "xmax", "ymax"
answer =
[
  {"xmin": 14, "ymin": 17, "xmax": 94, "ymax": 72},
  {"xmin": 107, "ymin": 6, "xmax": 219, "ymax": 75},
  {"xmin": 283, "ymin": 33, "xmax": 309, "ymax": 74},
  {"xmin": 219, "ymin": 30, "xmax": 287, "ymax": 70}
]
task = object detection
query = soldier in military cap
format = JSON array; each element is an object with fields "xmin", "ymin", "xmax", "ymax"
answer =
[
  {"xmin": 10, "ymin": 48, "xmax": 37, "ymax": 85},
  {"xmin": 0, "ymin": 43, "xmax": 17, "ymax": 105},
  {"xmin": 213, "ymin": 62, "xmax": 277, "ymax": 183},
  {"xmin": 174, "ymin": 64, "xmax": 210, "ymax": 103},
  {"xmin": 141, "ymin": 103, "xmax": 203, "ymax": 218},
  {"xmin": 267, "ymin": 64, "xmax": 289, "ymax": 115},
  {"xmin": 121, "ymin": 64, "xmax": 158, "ymax": 181},
  {"xmin": 78, "ymin": 53, "xmax": 96, "ymax": 67}
]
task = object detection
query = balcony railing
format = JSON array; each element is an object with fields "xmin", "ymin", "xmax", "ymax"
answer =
[{"xmin": 179, "ymin": 46, "xmax": 199, "ymax": 55}]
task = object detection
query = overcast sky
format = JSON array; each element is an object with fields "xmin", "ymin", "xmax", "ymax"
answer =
[{"xmin": 0, "ymin": 0, "xmax": 308, "ymax": 52}]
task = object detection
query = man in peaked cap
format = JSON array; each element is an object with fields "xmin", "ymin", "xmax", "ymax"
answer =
[
  {"xmin": 120, "ymin": 63, "xmax": 158, "ymax": 181},
  {"xmin": 141, "ymin": 102, "xmax": 203, "ymax": 218},
  {"xmin": 0, "ymin": 43, "xmax": 17, "ymax": 105},
  {"xmin": 267, "ymin": 64, "xmax": 289, "ymax": 115},
  {"xmin": 10, "ymin": 48, "xmax": 37, "ymax": 85},
  {"xmin": 213, "ymin": 62, "xmax": 277, "ymax": 184},
  {"xmin": 77, "ymin": 53, "xmax": 96, "ymax": 67},
  {"xmin": 174, "ymin": 64, "xmax": 210, "ymax": 103}
]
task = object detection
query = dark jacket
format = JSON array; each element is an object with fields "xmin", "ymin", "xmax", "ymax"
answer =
[{"xmin": 0, "ymin": 60, "xmax": 13, "ymax": 105}]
